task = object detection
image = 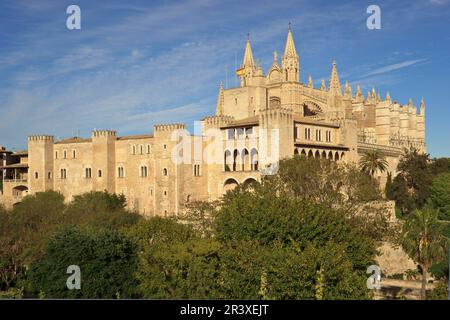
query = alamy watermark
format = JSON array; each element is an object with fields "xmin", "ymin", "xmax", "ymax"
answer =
[
  {"xmin": 66, "ymin": 5, "xmax": 81, "ymax": 30},
  {"xmin": 66, "ymin": 265, "xmax": 81, "ymax": 290},
  {"xmin": 366, "ymin": 265, "xmax": 381, "ymax": 290},
  {"xmin": 366, "ymin": 5, "xmax": 381, "ymax": 30}
]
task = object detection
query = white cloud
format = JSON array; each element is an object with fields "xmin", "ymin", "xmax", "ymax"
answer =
[{"xmin": 363, "ymin": 59, "xmax": 427, "ymax": 77}]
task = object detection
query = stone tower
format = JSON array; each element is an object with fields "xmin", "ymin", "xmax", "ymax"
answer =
[
  {"xmin": 92, "ymin": 130, "xmax": 116, "ymax": 192},
  {"xmin": 28, "ymin": 135, "xmax": 54, "ymax": 193}
]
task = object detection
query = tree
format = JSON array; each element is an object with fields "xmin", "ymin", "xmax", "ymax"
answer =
[
  {"xmin": 429, "ymin": 157, "xmax": 450, "ymax": 176},
  {"xmin": 27, "ymin": 228, "xmax": 139, "ymax": 298},
  {"xmin": 359, "ymin": 149, "xmax": 388, "ymax": 177},
  {"xmin": 388, "ymin": 174, "xmax": 414, "ymax": 215},
  {"xmin": 0, "ymin": 207, "xmax": 25, "ymax": 291},
  {"xmin": 262, "ymin": 157, "xmax": 392, "ymax": 241},
  {"xmin": 215, "ymin": 182, "xmax": 376, "ymax": 272},
  {"xmin": 63, "ymin": 191, "xmax": 141, "ymax": 231},
  {"xmin": 402, "ymin": 208, "xmax": 447, "ymax": 299},
  {"xmin": 396, "ymin": 148, "xmax": 433, "ymax": 212},
  {"xmin": 428, "ymin": 173, "xmax": 450, "ymax": 220},
  {"xmin": 9, "ymin": 190, "xmax": 66, "ymax": 265}
]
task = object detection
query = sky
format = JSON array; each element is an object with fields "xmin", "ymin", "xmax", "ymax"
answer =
[{"xmin": 0, "ymin": 0, "xmax": 449, "ymax": 157}]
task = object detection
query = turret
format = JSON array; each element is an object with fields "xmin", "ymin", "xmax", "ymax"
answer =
[
  {"xmin": 418, "ymin": 98, "xmax": 426, "ymax": 148},
  {"xmin": 327, "ymin": 61, "xmax": 343, "ymax": 114},
  {"xmin": 281, "ymin": 24, "xmax": 300, "ymax": 82},
  {"xmin": 216, "ymin": 82, "xmax": 224, "ymax": 116},
  {"xmin": 344, "ymin": 80, "xmax": 352, "ymax": 100},
  {"xmin": 355, "ymin": 84, "xmax": 364, "ymax": 102},
  {"xmin": 28, "ymin": 135, "xmax": 55, "ymax": 193},
  {"xmin": 307, "ymin": 75, "xmax": 313, "ymax": 88},
  {"xmin": 91, "ymin": 130, "xmax": 116, "ymax": 192},
  {"xmin": 320, "ymin": 79, "xmax": 326, "ymax": 91},
  {"xmin": 236, "ymin": 34, "xmax": 256, "ymax": 87}
]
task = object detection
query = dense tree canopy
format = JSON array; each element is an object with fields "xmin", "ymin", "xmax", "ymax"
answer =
[
  {"xmin": 27, "ymin": 228, "xmax": 139, "ymax": 298},
  {"xmin": 2, "ymin": 154, "xmax": 447, "ymax": 299}
]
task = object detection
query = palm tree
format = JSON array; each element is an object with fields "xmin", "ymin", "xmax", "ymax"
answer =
[
  {"xmin": 402, "ymin": 208, "xmax": 446, "ymax": 299},
  {"xmin": 359, "ymin": 149, "xmax": 388, "ymax": 176}
]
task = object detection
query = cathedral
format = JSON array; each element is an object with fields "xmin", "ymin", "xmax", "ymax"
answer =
[{"xmin": 0, "ymin": 27, "xmax": 426, "ymax": 215}]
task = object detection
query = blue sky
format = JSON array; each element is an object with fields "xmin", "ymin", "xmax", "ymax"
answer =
[{"xmin": 0, "ymin": 0, "xmax": 449, "ymax": 157}]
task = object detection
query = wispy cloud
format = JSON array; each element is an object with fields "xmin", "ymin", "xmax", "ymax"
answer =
[{"xmin": 362, "ymin": 59, "xmax": 428, "ymax": 77}]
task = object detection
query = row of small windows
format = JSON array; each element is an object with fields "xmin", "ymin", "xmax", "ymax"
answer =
[
  {"xmin": 36, "ymin": 167, "xmax": 175, "ymax": 179},
  {"xmin": 301, "ymin": 128, "xmax": 333, "ymax": 143},
  {"xmin": 55, "ymin": 150, "xmax": 77, "ymax": 159},
  {"xmin": 131, "ymin": 144, "xmax": 152, "ymax": 155},
  {"xmin": 193, "ymin": 164, "xmax": 201, "ymax": 176},
  {"xmin": 84, "ymin": 168, "xmax": 102, "ymax": 179},
  {"xmin": 227, "ymin": 127, "xmax": 254, "ymax": 140},
  {"xmin": 55, "ymin": 144, "xmax": 155, "ymax": 159}
]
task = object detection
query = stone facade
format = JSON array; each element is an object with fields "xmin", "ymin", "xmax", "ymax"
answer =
[{"xmin": 0, "ymin": 27, "xmax": 426, "ymax": 216}]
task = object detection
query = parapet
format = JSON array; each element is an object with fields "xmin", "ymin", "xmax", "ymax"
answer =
[
  {"xmin": 28, "ymin": 135, "xmax": 54, "ymax": 141},
  {"xmin": 202, "ymin": 115, "xmax": 234, "ymax": 128},
  {"xmin": 92, "ymin": 130, "xmax": 117, "ymax": 138},
  {"xmin": 154, "ymin": 123, "xmax": 186, "ymax": 132}
]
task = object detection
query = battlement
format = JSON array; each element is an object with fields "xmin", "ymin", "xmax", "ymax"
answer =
[
  {"xmin": 203, "ymin": 115, "xmax": 234, "ymax": 127},
  {"xmin": 154, "ymin": 123, "xmax": 186, "ymax": 132},
  {"xmin": 92, "ymin": 130, "xmax": 117, "ymax": 138},
  {"xmin": 28, "ymin": 135, "xmax": 54, "ymax": 141}
]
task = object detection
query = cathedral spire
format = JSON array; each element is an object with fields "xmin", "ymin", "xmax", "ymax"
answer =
[
  {"xmin": 344, "ymin": 80, "xmax": 352, "ymax": 99},
  {"xmin": 320, "ymin": 79, "xmax": 326, "ymax": 91},
  {"xmin": 282, "ymin": 24, "xmax": 299, "ymax": 82},
  {"xmin": 242, "ymin": 33, "xmax": 254, "ymax": 68},
  {"xmin": 420, "ymin": 97, "xmax": 426, "ymax": 115},
  {"xmin": 215, "ymin": 81, "xmax": 224, "ymax": 115},
  {"xmin": 308, "ymin": 74, "xmax": 313, "ymax": 88},
  {"xmin": 386, "ymin": 92, "xmax": 391, "ymax": 104},
  {"xmin": 328, "ymin": 60, "xmax": 342, "ymax": 96},
  {"xmin": 283, "ymin": 25, "xmax": 298, "ymax": 58}
]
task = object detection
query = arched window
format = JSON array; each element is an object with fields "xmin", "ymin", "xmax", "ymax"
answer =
[
  {"xmin": 233, "ymin": 149, "xmax": 240, "ymax": 171},
  {"xmin": 224, "ymin": 150, "xmax": 232, "ymax": 171},
  {"xmin": 141, "ymin": 166, "xmax": 148, "ymax": 177},
  {"xmin": 85, "ymin": 168, "xmax": 92, "ymax": 178},
  {"xmin": 250, "ymin": 148, "xmax": 258, "ymax": 171},
  {"xmin": 140, "ymin": 145, "xmax": 143, "ymax": 154},
  {"xmin": 118, "ymin": 167, "xmax": 124, "ymax": 178},
  {"xmin": 55, "ymin": 151, "xmax": 58, "ymax": 159},
  {"xmin": 147, "ymin": 145, "xmax": 151, "ymax": 154},
  {"xmin": 98, "ymin": 170, "xmax": 102, "ymax": 178},
  {"xmin": 72, "ymin": 150, "xmax": 76, "ymax": 159},
  {"xmin": 48, "ymin": 171, "xmax": 52, "ymax": 179},
  {"xmin": 63, "ymin": 150, "xmax": 67, "ymax": 159},
  {"xmin": 35, "ymin": 172, "xmax": 38, "ymax": 179},
  {"xmin": 132, "ymin": 145, "xmax": 136, "ymax": 155},
  {"xmin": 163, "ymin": 168, "xmax": 168, "ymax": 176}
]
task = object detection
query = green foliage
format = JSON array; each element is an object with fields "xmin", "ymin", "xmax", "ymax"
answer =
[
  {"xmin": 64, "ymin": 191, "xmax": 141, "ymax": 231},
  {"xmin": 137, "ymin": 238, "xmax": 222, "ymax": 299},
  {"xmin": 215, "ymin": 184, "xmax": 375, "ymax": 271},
  {"xmin": 430, "ymin": 157, "xmax": 450, "ymax": 176},
  {"xmin": 127, "ymin": 216, "xmax": 196, "ymax": 249},
  {"xmin": 428, "ymin": 173, "xmax": 450, "ymax": 220},
  {"xmin": 392, "ymin": 148, "xmax": 433, "ymax": 214},
  {"xmin": 388, "ymin": 174, "xmax": 414, "ymax": 214},
  {"xmin": 0, "ymin": 288, "xmax": 23, "ymax": 299},
  {"xmin": 359, "ymin": 149, "xmax": 389, "ymax": 176},
  {"xmin": 10, "ymin": 191, "xmax": 66, "ymax": 264},
  {"xmin": 263, "ymin": 157, "xmax": 391, "ymax": 241},
  {"xmin": 427, "ymin": 281, "xmax": 448, "ymax": 300},
  {"xmin": 402, "ymin": 208, "xmax": 447, "ymax": 299},
  {"xmin": 27, "ymin": 228, "xmax": 139, "ymax": 298}
]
